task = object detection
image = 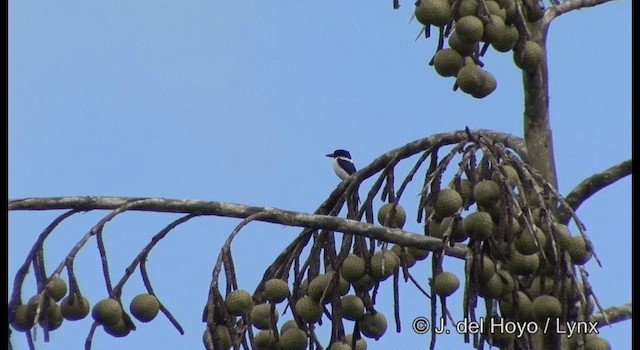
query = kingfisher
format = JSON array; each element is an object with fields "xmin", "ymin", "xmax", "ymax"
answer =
[{"xmin": 326, "ymin": 149, "xmax": 357, "ymax": 180}]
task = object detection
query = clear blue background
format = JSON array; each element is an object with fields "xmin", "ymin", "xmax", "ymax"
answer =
[{"xmin": 9, "ymin": 0, "xmax": 631, "ymax": 349}]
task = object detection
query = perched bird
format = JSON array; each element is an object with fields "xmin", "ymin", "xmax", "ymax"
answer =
[{"xmin": 326, "ymin": 149, "xmax": 357, "ymax": 180}]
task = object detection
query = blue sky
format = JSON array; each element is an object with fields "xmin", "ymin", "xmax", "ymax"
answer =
[{"xmin": 9, "ymin": 0, "xmax": 631, "ymax": 349}]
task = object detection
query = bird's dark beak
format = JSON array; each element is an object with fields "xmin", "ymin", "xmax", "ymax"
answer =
[{"xmin": 325, "ymin": 153, "xmax": 334, "ymax": 157}]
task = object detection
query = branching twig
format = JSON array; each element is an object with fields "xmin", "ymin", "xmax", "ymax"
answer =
[
  {"xmin": 205, "ymin": 212, "xmax": 275, "ymax": 341},
  {"xmin": 543, "ymin": 0, "xmax": 616, "ymax": 27},
  {"xmin": 557, "ymin": 159, "xmax": 632, "ymax": 224},
  {"xmin": 591, "ymin": 303, "xmax": 632, "ymax": 327},
  {"xmin": 110, "ymin": 214, "xmax": 197, "ymax": 334},
  {"xmin": 140, "ymin": 259, "xmax": 185, "ymax": 334},
  {"xmin": 8, "ymin": 196, "xmax": 468, "ymax": 259},
  {"xmin": 8, "ymin": 210, "xmax": 79, "ymax": 312},
  {"xmin": 84, "ymin": 323, "xmax": 99, "ymax": 350}
]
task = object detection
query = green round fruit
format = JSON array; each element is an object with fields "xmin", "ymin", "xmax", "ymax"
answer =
[
  {"xmin": 204, "ymin": 325, "xmax": 233, "ymax": 350},
  {"xmin": 432, "ymin": 271, "xmax": 460, "ymax": 297},
  {"xmin": 104, "ymin": 316, "xmax": 131, "ymax": 337},
  {"xmin": 482, "ymin": 15, "xmax": 506, "ymax": 44},
  {"xmin": 527, "ymin": 275, "xmax": 554, "ymax": 298},
  {"xmin": 360, "ymin": 312, "xmax": 388, "ymax": 339},
  {"xmin": 462, "ymin": 211, "xmax": 494, "ymax": 240},
  {"xmin": 484, "ymin": 316, "xmax": 516, "ymax": 347},
  {"xmin": 308, "ymin": 274, "xmax": 330, "ymax": 302},
  {"xmin": 370, "ymin": 250, "xmax": 401, "ymax": 281},
  {"xmin": 27, "ymin": 294, "xmax": 55, "ymax": 317},
  {"xmin": 506, "ymin": 217, "xmax": 522, "ymax": 236},
  {"xmin": 532, "ymin": 295, "xmax": 562, "ymax": 322},
  {"xmin": 508, "ymin": 249, "xmax": 540, "ymax": 275},
  {"xmin": 498, "ymin": 271, "xmax": 516, "ymax": 295},
  {"xmin": 476, "ymin": 255, "xmax": 496, "ymax": 283},
  {"xmin": 552, "ymin": 223, "xmax": 573, "ymax": 249},
  {"xmin": 485, "ymin": 0, "xmax": 507, "ymax": 21},
  {"xmin": 265, "ymin": 279, "xmax": 290, "ymax": 303},
  {"xmin": 477, "ymin": 273, "xmax": 506, "ymax": 299},
  {"xmin": 352, "ymin": 274, "xmax": 376, "ymax": 292},
  {"xmin": 250, "ymin": 303, "xmax": 278, "ymax": 330},
  {"xmin": 254, "ymin": 330, "xmax": 278, "ymax": 350},
  {"xmin": 391, "ymin": 244, "xmax": 417, "ymax": 268},
  {"xmin": 225, "ymin": 289, "xmax": 254, "ymax": 316},
  {"xmin": 345, "ymin": 334, "xmax": 368, "ymax": 350},
  {"xmin": 491, "ymin": 24, "xmax": 518, "ymax": 52},
  {"xmin": 529, "ymin": 207, "xmax": 544, "ymax": 226},
  {"xmin": 504, "ymin": 0, "xmax": 516, "ymax": 23},
  {"xmin": 11, "ymin": 304, "xmax": 35, "ymax": 332},
  {"xmin": 494, "ymin": 0, "xmax": 514, "ymax": 10},
  {"xmin": 298, "ymin": 279, "xmax": 309, "ymax": 296},
  {"xmin": 341, "ymin": 254, "xmax": 366, "ymax": 282},
  {"xmin": 473, "ymin": 180, "xmax": 501, "ymax": 207},
  {"xmin": 434, "ymin": 188, "xmax": 464, "ymax": 217},
  {"xmin": 280, "ymin": 328, "xmax": 308, "ymax": 350},
  {"xmin": 480, "ymin": 272, "xmax": 515, "ymax": 299},
  {"xmin": 514, "ymin": 226, "xmax": 547, "ymax": 255},
  {"xmin": 92, "ymin": 298, "xmax": 123, "ymax": 327},
  {"xmin": 415, "ymin": 0, "xmax": 453, "ymax": 26},
  {"xmin": 427, "ymin": 218, "xmax": 444, "ymax": 238},
  {"xmin": 294, "ymin": 296, "xmax": 323, "ymax": 323},
  {"xmin": 407, "ymin": 246, "xmax": 430, "ymax": 261},
  {"xmin": 451, "ymin": 221, "xmax": 469, "ymax": 242},
  {"xmin": 203, "ymin": 328, "xmax": 212, "ymax": 349},
  {"xmin": 130, "ymin": 293, "xmax": 160, "ymax": 323},
  {"xmin": 480, "ymin": 200, "xmax": 503, "ymax": 222},
  {"xmin": 491, "ymin": 165, "xmax": 520, "ymax": 187},
  {"xmin": 455, "ymin": 0, "xmax": 478, "ymax": 19},
  {"xmin": 279, "ymin": 319, "xmax": 299, "ymax": 335},
  {"xmin": 514, "ymin": 40, "xmax": 543, "ymax": 71},
  {"xmin": 38, "ymin": 301, "xmax": 63, "ymax": 331},
  {"xmin": 377, "ymin": 203, "xmax": 407, "ymax": 228},
  {"xmin": 455, "ymin": 178, "xmax": 474, "ymax": 205},
  {"xmin": 448, "ymin": 31, "xmax": 478, "ymax": 56},
  {"xmin": 340, "ymin": 294, "xmax": 365, "ymax": 321},
  {"xmin": 567, "ymin": 236, "xmax": 592, "ymax": 265},
  {"xmin": 329, "ymin": 343, "xmax": 351, "ymax": 350},
  {"xmin": 499, "ymin": 290, "xmax": 534, "ymax": 321},
  {"xmin": 456, "ymin": 63, "xmax": 484, "ymax": 95},
  {"xmin": 46, "ymin": 277, "xmax": 68, "ymax": 302},
  {"xmin": 433, "ymin": 48, "xmax": 465, "ymax": 77},
  {"xmin": 583, "ymin": 334, "xmax": 612, "ymax": 350},
  {"xmin": 60, "ymin": 294, "xmax": 90, "ymax": 321},
  {"xmin": 308, "ymin": 271, "xmax": 350, "ymax": 302},
  {"xmin": 330, "ymin": 271, "xmax": 351, "ymax": 296},
  {"xmin": 455, "ymin": 16, "xmax": 484, "ymax": 43},
  {"xmin": 471, "ymin": 69, "xmax": 497, "ymax": 98},
  {"xmin": 524, "ymin": 2, "xmax": 545, "ymax": 22}
]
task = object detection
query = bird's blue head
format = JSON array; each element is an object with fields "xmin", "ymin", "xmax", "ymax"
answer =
[{"xmin": 326, "ymin": 149, "xmax": 352, "ymax": 159}]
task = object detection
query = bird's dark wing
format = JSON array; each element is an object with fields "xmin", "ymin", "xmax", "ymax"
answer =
[{"xmin": 337, "ymin": 158, "xmax": 357, "ymax": 175}]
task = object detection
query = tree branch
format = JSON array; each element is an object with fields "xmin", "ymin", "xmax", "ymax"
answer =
[
  {"xmin": 522, "ymin": 21, "xmax": 558, "ymax": 189},
  {"xmin": 557, "ymin": 159, "xmax": 631, "ymax": 223},
  {"xmin": 543, "ymin": 0, "xmax": 617, "ymax": 27},
  {"xmin": 591, "ymin": 303, "xmax": 632, "ymax": 328},
  {"xmin": 8, "ymin": 196, "xmax": 468, "ymax": 259}
]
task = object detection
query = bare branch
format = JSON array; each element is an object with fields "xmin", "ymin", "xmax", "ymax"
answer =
[
  {"xmin": 543, "ymin": 0, "xmax": 617, "ymax": 26},
  {"xmin": 591, "ymin": 303, "xmax": 632, "ymax": 328},
  {"xmin": 8, "ymin": 195, "xmax": 468, "ymax": 259},
  {"xmin": 9, "ymin": 210, "xmax": 79, "ymax": 308},
  {"xmin": 557, "ymin": 159, "xmax": 631, "ymax": 223}
]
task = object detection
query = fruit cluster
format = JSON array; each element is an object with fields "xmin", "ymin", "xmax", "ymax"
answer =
[
  {"xmin": 200, "ymin": 201, "xmax": 432, "ymax": 350},
  {"xmin": 202, "ymin": 136, "xmax": 610, "ymax": 349},
  {"xmin": 415, "ymin": 0, "xmax": 545, "ymax": 97},
  {"xmin": 419, "ymin": 151, "xmax": 609, "ymax": 348},
  {"xmin": 10, "ymin": 275, "xmax": 160, "ymax": 340}
]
